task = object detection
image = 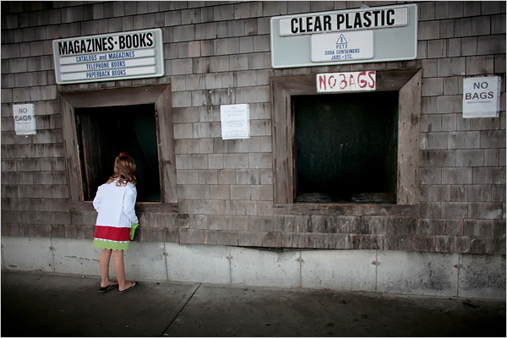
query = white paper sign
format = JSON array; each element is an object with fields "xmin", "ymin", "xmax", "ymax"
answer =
[
  {"xmin": 463, "ymin": 76, "xmax": 501, "ymax": 118},
  {"xmin": 311, "ymin": 30, "xmax": 374, "ymax": 62},
  {"xmin": 12, "ymin": 104, "xmax": 36, "ymax": 135},
  {"xmin": 220, "ymin": 104, "xmax": 250, "ymax": 140}
]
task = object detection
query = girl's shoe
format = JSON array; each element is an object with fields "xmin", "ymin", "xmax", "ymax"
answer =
[
  {"xmin": 118, "ymin": 281, "xmax": 138, "ymax": 294},
  {"xmin": 98, "ymin": 283, "xmax": 118, "ymax": 293}
]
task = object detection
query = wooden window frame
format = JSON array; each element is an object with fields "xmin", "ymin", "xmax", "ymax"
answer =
[
  {"xmin": 271, "ymin": 69, "xmax": 422, "ymax": 214},
  {"xmin": 59, "ymin": 85, "xmax": 178, "ymax": 212}
]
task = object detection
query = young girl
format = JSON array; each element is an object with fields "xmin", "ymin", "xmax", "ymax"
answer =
[{"xmin": 92, "ymin": 153, "xmax": 139, "ymax": 294}]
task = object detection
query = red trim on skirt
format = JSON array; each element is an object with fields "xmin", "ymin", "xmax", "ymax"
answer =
[{"xmin": 94, "ymin": 225, "xmax": 130, "ymax": 242}]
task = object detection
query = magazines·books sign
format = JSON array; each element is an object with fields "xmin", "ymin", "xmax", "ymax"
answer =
[{"xmin": 52, "ymin": 29, "xmax": 164, "ymax": 84}]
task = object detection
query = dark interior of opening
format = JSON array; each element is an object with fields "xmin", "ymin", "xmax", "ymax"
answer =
[
  {"xmin": 293, "ymin": 91, "xmax": 399, "ymax": 204},
  {"xmin": 75, "ymin": 104, "xmax": 161, "ymax": 202}
]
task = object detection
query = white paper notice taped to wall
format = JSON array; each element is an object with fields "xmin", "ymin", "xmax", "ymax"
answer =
[
  {"xmin": 13, "ymin": 104, "xmax": 36, "ymax": 135},
  {"xmin": 463, "ymin": 76, "xmax": 501, "ymax": 118},
  {"xmin": 220, "ymin": 104, "xmax": 250, "ymax": 140}
]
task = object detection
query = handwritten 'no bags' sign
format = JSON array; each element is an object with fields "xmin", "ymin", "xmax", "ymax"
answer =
[{"xmin": 317, "ymin": 71, "xmax": 376, "ymax": 93}]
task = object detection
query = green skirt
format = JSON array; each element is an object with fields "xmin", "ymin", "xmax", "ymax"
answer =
[{"xmin": 92, "ymin": 238, "xmax": 130, "ymax": 251}]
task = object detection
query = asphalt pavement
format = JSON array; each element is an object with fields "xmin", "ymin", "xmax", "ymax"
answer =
[{"xmin": 1, "ymin": 271, "xmax": 505, "ymax": 337}]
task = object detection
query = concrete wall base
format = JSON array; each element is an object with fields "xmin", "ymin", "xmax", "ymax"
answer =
[{"xmin": 1, "ymin": 237, "xmax": 505, "ymax": 300}]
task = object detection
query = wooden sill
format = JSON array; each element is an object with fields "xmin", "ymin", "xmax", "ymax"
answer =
[
  {"xmin": 273, "ymin": 203, "xmax": 418, "ymax": 216},
  {"xmin": 70, "ymin": 201, "xmax": 178, "ymax": 213}
]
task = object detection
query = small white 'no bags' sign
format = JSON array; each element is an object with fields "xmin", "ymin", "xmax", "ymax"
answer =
[
  {"xmin": 220, "ymin": 104, "xmax": 250, "ymax": 140},
  {"xmin": 463, "ymin": 76, "xmax": 501, "ymax": 118},
  {"xmin": 13, "ymin": 104, "xmax": 36, "ymax": 135}
]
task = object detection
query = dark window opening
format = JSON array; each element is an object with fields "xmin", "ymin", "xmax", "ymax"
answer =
[
  {"xmin": 292, "ymin": 91, "xmax": 399, "ymax": 204},
  {"xmin": 75, "ymin": 104, "xmax": 161, "ymax": 202}
]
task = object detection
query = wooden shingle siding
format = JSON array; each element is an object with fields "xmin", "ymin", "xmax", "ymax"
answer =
[{"xmin": 1, "ymin": 1, "xmax": 505, "ymax": 254}]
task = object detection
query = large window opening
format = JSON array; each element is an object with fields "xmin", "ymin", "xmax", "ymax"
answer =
[
  {"xmin": 271, "ymin": 70, "xmax": 421, "ymax": 208},
  {"xmin": 293, "ymin": 91, "xmax": 399, "ymax": 204},
  {"xmin": 75, "ymin": 104, "xmax": 161, "ymax": 202}
]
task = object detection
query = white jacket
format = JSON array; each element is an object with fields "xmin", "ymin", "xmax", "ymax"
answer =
[{"xmin": 93, "ymin": 180, "xmax": 139, "ymax": 228}]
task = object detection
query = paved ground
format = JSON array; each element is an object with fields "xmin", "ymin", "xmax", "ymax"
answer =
[{"xmin": 1, "ymin": 271, "xmax": 505, "ymax": 337}]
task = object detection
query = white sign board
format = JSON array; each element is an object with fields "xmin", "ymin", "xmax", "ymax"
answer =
[
  {"xmin": 270, "ymin": 4, "xmax": 417, "ymax": 68},
  {"xmin": 52, "ymin": 29, "xmax": 164, "ymax": 84},
  {"xmin": 311, "ymin": 31, "xmax": 374, "ymax": 62},
  {"xmin": 279, "ymin": 7, "xmax": 409, "ymax": 36},
  {"xmin": 317, "ymin": 71, "xmax": 376, "ymax": 93},
  {"xmin": 13, "ymin": 104, "xmax": 36, "ymax": 135},
  {"xmin": 463, "ymin": 76, "xmax": 501, "ymax": 118},
  {"xmin": 220, "ymin": 104, "xmax": 250, "ymax": 140}
]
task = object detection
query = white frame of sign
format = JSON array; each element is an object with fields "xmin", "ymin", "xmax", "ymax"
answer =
[{"xmin": 52, "ymin": 29, "xmax": 164, "ymax": 84}]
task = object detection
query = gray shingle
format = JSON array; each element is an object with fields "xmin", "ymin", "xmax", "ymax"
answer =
[
  {"xmin": 492, "ymin": 14, "xmax": 506, "ymax": 34},
  {"xmin": 61, "ymin": 6, "xmax": 83, "ymax": 23},
  {"xmin": 216, "ymin": 38, "xmax": 240, "ymax": 55},
  {"xmin": 438, "ymin": 58, "xmax": 465, "ymax": 77},
  {"xmin": 464, "ymin": 1, "xmax": 481, "ymax": 17},
  {"xmin": 455, "ymin": 17, "xmax": 473, "ymax": 37},
  {"xmin": 262, "ymin": 1, "xmax": 287, "ymax": 16},
  {"xmin": 419, "ymin": 2, "xmax": 435, "ymax": 21},
  {"xmin": 435, "ymin": 2, "xmax": 449, "ymax": 20},
  {"xmin": 428, "ymin": 40, "xmax": 446, "ymax": 58},
  {"xmin": 419, "ymin": 21, "xmax": 440, "ymax": 40},
  {"xmin": 173, "ymin": 25, "xmax": 195, "ymax": 42},
  {"xmin": 137, "ymin": 1, "xmax": 148, "ymax": 15},
  {"xmin": 461, "ymin": 37, "xmax": 477, "ymax": 56},
  {"xmin": 482, "ymin": 1, "xmax": 504, "ymax": 15},
  {"xmin": 234, "ymin": 2, "xmax": 251, "ymax": 19},
  {"xmin": 422, "ymin": 78, "xmax": 444, "ymax": 96},
  {"xmin": 466, "ymin": 55, "xmax": 495, "ymax": 74},
  {"xmin": 440, "ymin": 19, "xmax": 455, "ymax": 39},
  {"xmin": 449, "ymin": 2, "xmax": 464, "ymax": 19},
  {"xmin": 477, "ymin": 35, "xmax": 506, "ymax": 55},
  {"xmin": 209, "ymin": 56, "xmax": 230, "ymax": 72}
]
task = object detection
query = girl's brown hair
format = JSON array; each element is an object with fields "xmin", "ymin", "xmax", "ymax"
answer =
[{"xmin": 107, "ymin": 153, "xmax": 137, "ymax": 186}]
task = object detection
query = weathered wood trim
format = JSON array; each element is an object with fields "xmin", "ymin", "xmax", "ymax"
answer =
[
  {"xmin": 397, "ymin": 70, "xmax": 422, "ymax": 205},
  {"xmin": 59, "ymin": 95, "xmax": 82, "ymax": 201},
  {"xmin": 58, "ymin": 85, "xmax": 169, "ymax": 108},
  {"xmin": 376, "ymin": 69, "xmax": 420, "ymax": 92},
  {"xmin": 155, "ymin": 85, "xmax": 178, "ymax": 203},
  {"xmin": 271, "ymin": 78, "xmax": 292, "ymax": 204},
  {"xmin": 59, "ymin": 85, "xmax": 178, "ymax": 214},
  {"xmin": 271, "ymin": 69, "xmax": 422, "ymax": 214},
  {"xmin": 273, "ymin": 204, "xmax": 418, "ymax": 217},
  {"xmin": 69, "ymin": 201, "xmax": 178, "ymax": 214}
]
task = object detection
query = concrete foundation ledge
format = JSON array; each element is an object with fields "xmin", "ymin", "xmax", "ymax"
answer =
[{"xmin": 1, "ymin": 237, "xmax": 505, "ymax": 300}]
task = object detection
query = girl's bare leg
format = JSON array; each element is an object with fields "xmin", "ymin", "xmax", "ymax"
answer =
[
  {"xmin": 112, "ymin": 249, "xmax": 135, "ymax": 291},
  {"xmin": 100, "ymin": 249, "xmax": 116, "ymax": 287}
]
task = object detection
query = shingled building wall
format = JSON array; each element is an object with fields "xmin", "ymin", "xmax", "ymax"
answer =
[{"xmin": 1, "ymin": 1, "xmax": 505, "ymax": 256}]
